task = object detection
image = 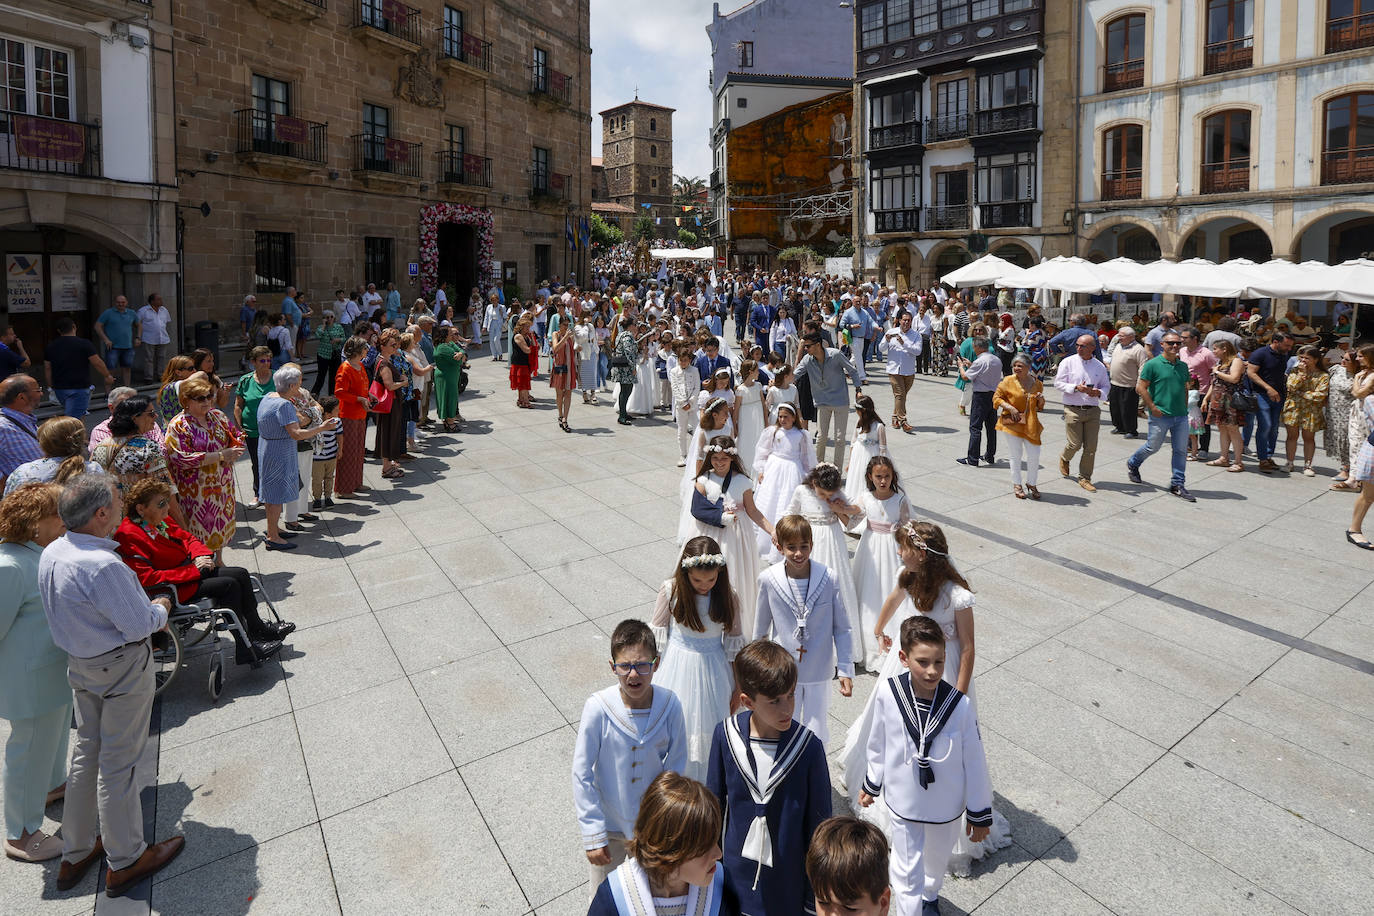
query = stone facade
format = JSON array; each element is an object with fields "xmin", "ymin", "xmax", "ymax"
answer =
[
  {"xmin": 174, "ymin": 0, "xmax": 591, "ymax": 322},
  {"xmin": 598, "ymin": 100, "xmax": 674, "ymax": 213},
  {"xmin": 0, "ymin": 0, "xmax": 178, "ymax": 363}
]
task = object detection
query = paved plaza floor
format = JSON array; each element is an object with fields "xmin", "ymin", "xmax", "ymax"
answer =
[{"xmin": 2, "ymin": 348, "xmax": 1372, "ymax": 915}]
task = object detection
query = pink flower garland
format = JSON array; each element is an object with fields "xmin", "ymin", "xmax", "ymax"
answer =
[{"xmin": 418, "ymin": 202, "xmax": 494, "ymax": 294}]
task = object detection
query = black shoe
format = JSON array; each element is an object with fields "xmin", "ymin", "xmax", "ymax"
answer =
[
  {"xmin": 1169, "ymin": 485, "xmax": 1196, "ymax": 502},
  {"xmin": 956, "ymin": 457, "xmax": 979, "ymax": 467},
  {"xmin": 269, "ymin": 621, "xmax": 296, "ymax": 638},
  {"xmin": 982, "ymin": 455, "xmax": 996, "ymax": 465},
  {"xmin": 311, "ymin": 499, "xmax": 324, "ymax": 511},
  {"xmin": 278, "ymin": 530, "xmax": 299, "ymax": 539},
  {"xmin": 324, "ymin": 498, "xmax": 335, "ymax": 507},
  {"xmin": 252, "ymin": 639, "xmax": 283, "ymax": 662},
  {"xmin": 1124, "ymin": 432, "xmax": 1138, "ymax": 439},
  {"xmin": 1126, "ymin": 463, "xmax": 1143, "ymax": 484},
  {"xmin": 264, "ymin": 540, "xmax": 297, "ymax": 552},
  {"xmin": 921, "ymin": 899, "xmax": 942, "ymax": 916}
]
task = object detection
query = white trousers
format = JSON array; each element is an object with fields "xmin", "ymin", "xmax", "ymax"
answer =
[
  {"xmin": 798, "ymin": 679, "xmax": 831, "ymax": 747},
  {"xmin": 960, "ymin": 385, "xmax": 974, "ymax": 410},
  {"xmin": 1007, "ymin": 435, "xmax": 1041, "ymax": 487},
  {"xmin": 675, "ymin": 405, "xmax": 695, "ymax": 459},
  {"xmin": 850, "ymin": 336, "xmax": 867, "ymax": 382},
  {"xmin": 586, "ymin": 833, "xmax": 627, "ymax": 902},
  {"xmin": 889, "ymin": 814, "xmax": 961, "ymax": 915}
]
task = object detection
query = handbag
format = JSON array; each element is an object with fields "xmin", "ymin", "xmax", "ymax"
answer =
[
  {"xmin": 1230, "ymin": 385, "xmax": 1258, "ymax": 413},
  {"xmin": 610, "ymin": 353, "xmax": 631, "ymax": 369},
  {"xmin": 368, "ymin": 379, "xmax": 393, "ymax": 413}
]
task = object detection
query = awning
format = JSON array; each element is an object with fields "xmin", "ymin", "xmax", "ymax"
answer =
[{"xmin": 650, "ymin": 246, "xmax": 715, "ymax": 261}]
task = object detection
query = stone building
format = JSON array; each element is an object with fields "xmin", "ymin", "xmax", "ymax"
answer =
[
  {"xmin": 174, "ymin": 0, "xmax": 591, "ymax": 324},
  {"xmin": 706, "ymin": 0, "xmax": 854, "ymax": 266},
  {"xmin": 1076, "ymin": 0, "xmax": 1374, "ymax": 311},
  {"xmin": 598, "ymin": 99, "xmax": 674, "ymax": 225},
  {"xmin": 0, "ymin": 0, "xmax": 178, "ymax": 362},
  {"xmin": 850, "ymin": 0, "xmax": 1076, "ymax": 291}
]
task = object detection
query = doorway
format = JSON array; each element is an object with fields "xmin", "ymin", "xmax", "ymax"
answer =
[{"xmin": 437, "ymin": 224, "xmax": 478, "ymax": 304}]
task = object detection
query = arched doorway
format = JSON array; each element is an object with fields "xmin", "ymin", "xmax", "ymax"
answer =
[
  {"xmin": 1085, "ymin": 219, "xmax": 1164, "ymax": 262},
  {"xmin": 878, "ymin": 244, "xmax": 915, "ymax": 293},
  {"xmin": 1177, "ymin": 216, "xmax": 1273, "ymax": 262},
  {"xmin": 931, "ymin": 243, "xmax": 972, "ymax": 288},
  {"xmin": 990, "ymin": 240, "xmax": 1034, "ymax": 268},
  {"xmin": 1291, "ymin": 209, "xmax": 1374, "ymax": 263}
]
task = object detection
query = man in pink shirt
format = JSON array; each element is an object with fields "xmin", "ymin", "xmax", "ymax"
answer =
[{"xmin": 1179, "ymin": 325, "xmax": 1218, "ymax": 458}]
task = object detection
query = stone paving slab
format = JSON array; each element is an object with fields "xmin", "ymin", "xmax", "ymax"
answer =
[{"xmin": 3, "ymin": 346, "xmax": 1371, "ymax": 913}]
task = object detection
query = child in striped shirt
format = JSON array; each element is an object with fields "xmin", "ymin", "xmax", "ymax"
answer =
[{"xmin": 311, "ymin": 395, "xmax": 341, "ymax": 510}]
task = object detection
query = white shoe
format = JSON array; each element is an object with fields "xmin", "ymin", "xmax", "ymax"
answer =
[
  {"xmin": 1303, "ymin": 466, "xmax": 1316, "ymax": 477},
  {"xmin": 677, "ymin": 459, "xmax": 686, "ymax": 467},
  {"xmin": 5, "ymin": 831, "xmax": 63, "ymax": 862}
]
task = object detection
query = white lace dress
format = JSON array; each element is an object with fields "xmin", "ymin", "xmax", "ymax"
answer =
[
  {"xmin": 751, "ymin": 426, "xmax": 816, "ymax": 553},
  {"xmin": 838, "ymin": 580, "xmax": 1013, "ymax": 875},
  {"xmin": 627, "ymin": 341, "xmax": 658, "ymax": 416},
  {"xmin": 734, "ymin": 382, "xmax": 766, "ymax": 471},
  {"xmin": 784, "ymin": 484, "xmax": 863, "ymax": 665},
  {"xmin": 651, "ymin": 585, "xmax": 745, "ymax": 782},
  {"xmin": 686, "ymin": 471, "xmax": 764, "ymax": 637},
  {"xmin": 843, "ymin": 422, "xmax": 888, "ymax": 498},
  {"xmin": 850, "ymin": 491, "xmax": 910, "ymax": 670}
]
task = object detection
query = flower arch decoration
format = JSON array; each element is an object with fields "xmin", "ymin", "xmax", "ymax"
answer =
[{"xmin": 418, "ymin": 202, "xmax": 494, "ymax": 294}]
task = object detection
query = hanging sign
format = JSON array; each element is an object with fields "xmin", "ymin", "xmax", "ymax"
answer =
[{"xmin": 51, "ymin": 255, "xmax": 87, "ymax": 312}]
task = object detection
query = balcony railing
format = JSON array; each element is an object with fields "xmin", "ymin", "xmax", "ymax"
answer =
[
  {"xmin": 869, "ymin": 121, "xmax": 922, "ymax": 151},
  {"xmin": 531, "ymin": 171, "xmax": 570, "ymax": 199},
  {"xmin": 439, "ymin": 25, "xmax": 491, "ymax": 71},
  {"xmin": 1321, "ymin": 148, "xmax": 1374, "ymax": 184},
  {"xmin": 0, "ymin": 110, "xmax": 100, "ymax": 177},
  {"xmin": 925, "ymin": 113, "xmax": 969, "ymax": 143},
  {"xmin": 1204, "ymin": 37, "xmax": 1253, "ymax": 73},
  {"xmin": 1327, "ymin": 12, "xmax": 1374, "ymax": 53},
  {"xmin": 1101, "ymin": 168, "xmax": 1142, "ymax": 200},
  {"xmin": 351, "ymin": 133, "xmax": 421, "ymax": 178},
  {"xmin": 234, "ymin": 109, "xmax": 327, "ymax": 163},
  {"xmin": 979, "ymin": 201, "xmax": 1033, "ymax": 228},
  {"xmin": 710, "ymin": 168, "xmax": 721, "ymax": 188},
  {"xmin": 437, "ymin": 150, "xmax": 492, "ymax": 187},
  {"xmin": 1200, "ymin": 158, "xmax": 1249, "ymax": 193},
  {"xmin": 873, "ymin": 208, "xmax": 921, "ymax": 233},
  {"xmin": 1103, "ymin": 59, "xmax": 1144, "ymax": 92},
  {"xmin": 356, "ymin": 0, "xmax": 421, "ymax": 45},
  {"xmin": 530, "ymin": 66, "xmax": 573, "ymax": 104},
  {"xmin": 973, "ymin": 104, "xmax": 1037, "ymax": 137},
  {"xmin": 925, "ymin": 204, "xmax": 970, "ymax": 231}
]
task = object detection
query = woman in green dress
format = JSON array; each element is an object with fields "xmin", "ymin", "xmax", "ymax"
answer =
[{"xmin": 432, "ymin": 326, "xmax": 467, "ymax": 432}]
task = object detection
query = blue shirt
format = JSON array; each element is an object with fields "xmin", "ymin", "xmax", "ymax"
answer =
[
  {"xmin": 840, "ymin": 305, "xmax": 873, "ymax": 339},
  {"xmin": 39, "ymin": 531, "xmax": 169, "ymax": 659},
  {"xmin": 0, "ymin": 407, "xmax": 42, "ymax": 476},
  {"xmin": 1047, "ymin": 326, "xmax": 1101, "ymax": 360},
  {"xmin": 385, "ymin": 290, "xmax": 402, "ymax": 322},
  {"xmin": 281, "ymin": 296, "xmax": 301, "ymax": 327},
  {"xmin": 239, "ymin": 304, "xmax": 257, "ymax": 327},
  {"xmin": 0, "ymin": 342, "xmax": 24, "ymax": 379},
  {"xmin": 795, "ymin": 347, "xmax": 862, "ymax": 407},
  {"xmin": 97, "ymin": 307, "xmax": 138, "ymax": 349}
]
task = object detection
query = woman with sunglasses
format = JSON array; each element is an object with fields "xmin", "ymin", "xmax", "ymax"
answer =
[
  {"xmin": 91, "ymin": 394, "xmax": 190, "ymax": 529},
  {"xmin": 165, "ymin": 376, "xmax": 245, "ymax": 564}
]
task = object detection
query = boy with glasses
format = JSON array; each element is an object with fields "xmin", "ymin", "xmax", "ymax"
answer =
[
  {"xmin": 1126, "ymin": 333, "xmax": 1196, "ymax": 501},
  {"xmin": 572, "ymin": 619, "xmax": 687, "ymax": 899}
]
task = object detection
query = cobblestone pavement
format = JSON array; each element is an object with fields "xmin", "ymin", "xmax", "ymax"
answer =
[{"xmin": 2, "ymin": 347, "xmax": 1371, "ymax": 915}]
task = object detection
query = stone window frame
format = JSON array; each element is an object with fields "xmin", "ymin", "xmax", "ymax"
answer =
[
  {"xmin": 0, "ymin": 30, "xmax": 79, "ymax": 120},
  {"xmin": 1096, "ymin": 7, "xmax": 1153, "ymax": 92},
  {"xmin": 1095, "ymin": 117, "xmax": 1150, "ymax": 201}
]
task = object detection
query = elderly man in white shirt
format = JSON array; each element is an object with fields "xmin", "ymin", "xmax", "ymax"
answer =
[
  {"xmin": 1054, "ymin": 333, "xmax": 1112, "ymax": 492},
  {"xmin": 135, "ymin": 293, "xmax": 173, "ymax": 383}
]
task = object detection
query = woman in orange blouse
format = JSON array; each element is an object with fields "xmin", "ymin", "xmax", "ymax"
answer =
[
  {"xmin": 333, "ymin": 337, "xmax": 371, "ymax": 497},
  {"xmin": 993, "ymin": 354, "xmax": 1046, "ymax": 500}
]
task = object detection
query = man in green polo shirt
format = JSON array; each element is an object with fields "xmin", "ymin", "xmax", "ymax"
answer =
[{"xmin": 1126, "ymin": 329, "xmax": 1195, "ymax": 501}]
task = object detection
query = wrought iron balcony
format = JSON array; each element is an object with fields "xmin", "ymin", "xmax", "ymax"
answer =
[
  {"xmin": 1102, "ymin": 60, "xmax": 1144, "ymax": 92},
  {"xmin": 1200, "ymin": 159, "xmax": 1249, "ymax": 193},
  {"xmin": 0, "ymin": 111, "xmax": 100, "ymax": 177},
  {"xmin": 1204, "ymin": 37, "xmax": 1253, "ymax": 73},
  {"xmin": 439, "ymin": 25, "xmax": 491, "ymax": 72},
  {"xmin": 1321, "ymin": 148, "xmax": 1374, "ymax": 185},
  {"xmin": 973, "ymin": 104, "xmax": 1037, "ymax": 137},
  {"xmin": 437, "ymin": 150, "xmax": 492, "ymax": 187},
  {"xmin": 925, "ymin": 114, "xmax": 969, "ymax": 143},
  {"xmin": 1327, "ymin": 12, "xmax": 1374, "ymax": 52},
  {"xmin": 979, "ymin": 202, "xmax": 1033, "ymax": 228},
  {"xmin": 531, "ymin": 171, "xmax": 570, "ymax": 199},
  {"xmin": 530, "ymin": 67, "xmax": 573, "ymax": 104},
  {"xmin": 351, "ymin": 133, "xmax": 421, "ymax": 179},
  {"xmin": 1101, "ymin": 168, "xmax": 1142, "ymax": 201},
  {"xmin": 234, "ymin": 109, "xmax": 327, "ymax": 164},
  {"xmin": 355, "ymin": 0, "xmax": 421, "ymax": 45},
  {"xmin": 710, "ymin": 169, "xmax": 721, "ymax": 188},
  {"xmin": 924, "ymin": 205, "xmax": 970, "ymax": 231},
  {"xmin": 869, "ymin": 122, "xmax": 922, "ymax": 152},
  {"xmin": 873, "ymin": 208, "xmax": 921, "ymax": 233}
]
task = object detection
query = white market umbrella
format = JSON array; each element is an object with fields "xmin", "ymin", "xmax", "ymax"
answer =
[
  {"xmin": 1116, "ymin": 258, "xmax": 1250, "ymax": 298},
  {"xmin": 1329, "ymin": 259, "xmax": 1374, "ymax": 304},
  {"xmin": 650, "ymin": 246, "xmax": 714, "ymax": 261},
  {"xmin": 996, "ymin": 256, "xmax": 1111, "ymax": 294},
  {"xmin": 941, "ymin": 253, "xmax": 1025, "ymax": 288}
]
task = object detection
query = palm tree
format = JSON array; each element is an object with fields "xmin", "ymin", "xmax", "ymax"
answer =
[{"xmin": 672, "ymin": 174, "xmax": 707, "ymax": 206}]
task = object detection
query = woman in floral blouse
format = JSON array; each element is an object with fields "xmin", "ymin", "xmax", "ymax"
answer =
[
  {"xmin": 164, "ymin": 376, "xmax": 245, "ymax": 561},
  {"xmin": 91, "ymin": 394, "xmax": 189, "ymax": 528}
]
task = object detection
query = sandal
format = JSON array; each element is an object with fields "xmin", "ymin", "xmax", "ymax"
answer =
[
  {"xmin": 1346, "ymin": 530, "xmax": 1374, "ymax": 550},
  {"xmin": 1013, "ymin": 485, "xmax": 1027, "ymax": 500},
  {"xmin": 1227, "ymin": 464, "xmax": 1244, "ymax": 472},
  {"xmin": 1205, "ymin": 458, "xmax": 1229, "ymax": 467},
  {"xmin": 1026, "ymin": 485, "xmax": 1041, "ymax": 500},
  {"xmin": 382, "ymin": 467, "xmax": 404, "ymax": 479}
]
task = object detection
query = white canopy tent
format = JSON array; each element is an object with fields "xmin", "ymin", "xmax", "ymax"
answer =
[
  {"xmin": 650, "ymin": 246, "xmax": 714, "ymax": 261},
  {"xmin": 940, "ymin": 253, "xmax": 1028, "ymax": 288},
  {"xmin": 994, "ymin": 256, "xmax": 1114, "ymax": 294}
]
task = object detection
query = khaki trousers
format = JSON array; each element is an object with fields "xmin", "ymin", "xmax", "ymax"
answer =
[
  {"xmin": 62, "ymin": 640, "xmax": 155, "ymax": 871},
  {"xmin": 889, "ymin": 373, "xmax": 914, "ymax": 422},
  {"xmin": 1061, "ymin": 404, "xmax": 1101, "ymax": 480}
]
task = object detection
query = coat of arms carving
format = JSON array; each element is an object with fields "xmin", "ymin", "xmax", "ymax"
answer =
[{"xmin": 396, "ymin": 49, "xmax": 444, "ymax": 109}]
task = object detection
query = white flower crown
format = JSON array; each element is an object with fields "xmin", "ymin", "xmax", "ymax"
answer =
[
  {"xmin": 898, "ymin": 521, "xmax": 947, "ymax": 556},
  {"xmin": 681, "ymin": 553, "xmax": 727, "ymax": 570},
  {"xmin": 705, "ymin": 444, "xmax": 739, "ymax": 455}
]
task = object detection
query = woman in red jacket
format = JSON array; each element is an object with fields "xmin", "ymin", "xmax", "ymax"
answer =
[{"xmin": 113, "ymin": 477, "xmax": 292, "ymax": 665}]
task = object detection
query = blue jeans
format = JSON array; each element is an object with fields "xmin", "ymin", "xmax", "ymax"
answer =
[
  {"xmin": 1128, "ymin": 413, "xmax": 1189, "ymax": 487},
  {"xmin": 54, "ymin": 387, "xmax": 91, "ymax": 419},
  {"xmin": 597, "ymin": 351, "xmax": 609, "ymax": 388},
  {"xmin": 1253, "ymin": 395, "xmax": 1281, "ymax": 461}
]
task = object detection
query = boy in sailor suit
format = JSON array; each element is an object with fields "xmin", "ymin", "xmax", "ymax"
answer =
[
  {"xmin": 859, "ymin": 617, "xmax": 991, "ymax": 916},
  {"xmin": 707, "ymin": 641, "xmax": 831, "ymax": 916},
  {"xmin": 753, "ymin": 515, "xmax": 854, "ymax": 746},
  {"xmin": 573, "ymin": 620, "xmax": 688, "ymax": 898},
  {"xmin": 668, "ymin": 346, "xmax": 702, "ymax": 467}
]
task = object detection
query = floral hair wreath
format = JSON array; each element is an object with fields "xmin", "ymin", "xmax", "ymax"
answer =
[
  {"xmin": 703, "ymin": 397, "xmax": 728, "ymax": 412},
  {"xmin": 681, "ymin": 553, "xmax": 727, "ymax": 570},
  {"xmin": 815, "ymin": 461, "xmax": 840, "ymax": 474},
  {"xmin": 898, "ymin": 520, "xmax": 947, "ymax": 557},
  {"xmin": 705, "ymin": 443, "xmax": 739, "ymax": 456}
]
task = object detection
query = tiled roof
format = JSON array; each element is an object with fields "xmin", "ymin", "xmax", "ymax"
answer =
[{"xmin": 592, "ymin": 201, "xmax": 636, "ymax": 214}]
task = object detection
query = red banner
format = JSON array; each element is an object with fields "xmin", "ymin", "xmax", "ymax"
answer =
[
  {"xmin": 462, "ymin": 153, "xmax": 484, "ymax": 176},
  {"xmin": 550, "ymin": 70, "xmax": 567, "ymax": 93},
  {"xmin": 273, "ymin": 115, "xmax": 307, "ymax": 144},
  {"xmin": 384, "ymin": 138, "xmax": 410, "ymax": 163},
  {"xmin": 13, "ymin": 115, "xmax": 85, "ymax": 163},
  {"xmin": 550, "ymin": 172, "xmax": 565, "ymax": 191},
  {"xmin": 381, "ymin": 0, "xmax": 408, "ymax": 25},
  {"xmin": 461, "ymin": 31, "xmax": 484, "ymax": 60}
]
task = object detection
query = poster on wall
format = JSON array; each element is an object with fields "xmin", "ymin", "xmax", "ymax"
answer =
[
  {"xmin": 51, "ymin": 255, "xmax": 87, "ymax": 312},
  {"xmin": 5, "ymin": 254, "xmax": 44, "ymax": 313}
]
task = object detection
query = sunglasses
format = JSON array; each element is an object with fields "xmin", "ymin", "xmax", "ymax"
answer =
[
  {"xmin": 1161, "ymin": 341, "xmax": 1181, "ymax": 347},
  {"xmin": 189, "ymin": 394, "xmax": 213, "ymax": 403}
]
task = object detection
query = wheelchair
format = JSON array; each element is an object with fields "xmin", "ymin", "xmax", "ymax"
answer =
[{"xmin": 146, "ymin": 574, "xmax": 285, "ymax": 701}]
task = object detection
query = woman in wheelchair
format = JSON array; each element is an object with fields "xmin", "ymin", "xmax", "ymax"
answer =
[{"xmin": 113, "ymin": 478, "xmax": 293, "ymax": 665}]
